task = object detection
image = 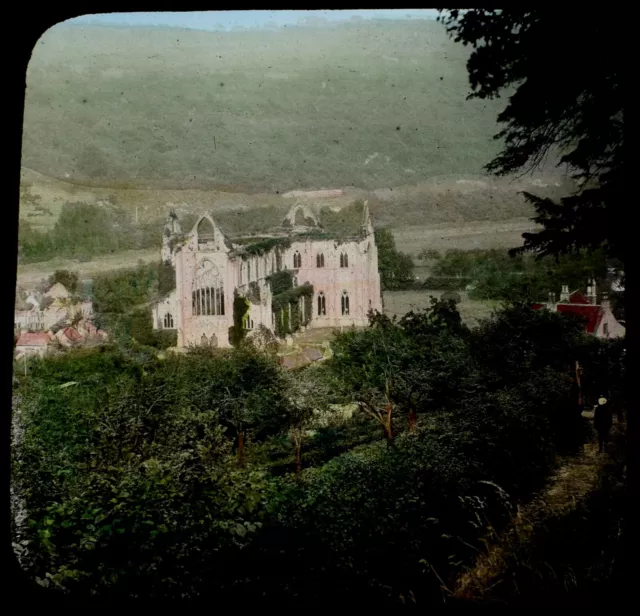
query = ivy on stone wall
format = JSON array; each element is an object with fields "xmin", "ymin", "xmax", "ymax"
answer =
[
  {"xmin": 247, "ymin": 282, "xmax": 261, "ymax": 304},
  {"xmin": 229, "ymin": 293, "xmax": 251, "ymax": 347},
  {"xmin": 168, "ymin": 234, "xmax": 188, "ymax": 252},
  {"xmin": 266, "ymin": 270, "xmax": 294, "ymax": 296},
  {"xmin": 272, "ymin": 284, "xmax": 314, "ymax": 337},
  {"xmin": 237, "ymin": 236, "xmax": 292, "ymax": 257},
  {"xmin": 272, "ymin": 284, "xmax": 314, "ymax": 312}
]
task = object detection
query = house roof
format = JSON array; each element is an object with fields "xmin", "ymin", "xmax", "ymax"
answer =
[
  {"xmin": 531, "ymin": 301, "xmax": 605, "ymax": 334},
  {"xmin": 556, "ymin": 304, "xmax": 604, "ymax": 333},
  {"xmin": 15, "ymin": 310, "xmax": 39, "ymax": 317},
  {"xmin": 16, "ymin": 332, "xmax": 51, "ymax": 346},
  {"xmin": 567, "ymin": 290, "xmax": 590, "ymax": 304},
  {"xmin": 61, "ymin": 327, "xmax": 83, "ymax": 342},
  {"xmin": 45, "ymin": 283, "xmax": 70, "ymax": 299}
]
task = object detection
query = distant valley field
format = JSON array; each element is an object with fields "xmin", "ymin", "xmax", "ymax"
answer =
[
  {"xmin": 19, "ymin": 19, "xmax": 571, "ymax": 279},
  {"xmin": 23, "ymin": 20, "xmax": 565, "ymax": 193}
]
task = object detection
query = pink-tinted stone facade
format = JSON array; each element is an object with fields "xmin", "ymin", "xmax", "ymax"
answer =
[{"xmin": 160, "ymin": 205, "xmax": 382, "ymax": 349}]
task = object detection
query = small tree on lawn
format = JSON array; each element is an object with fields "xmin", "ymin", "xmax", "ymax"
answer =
[{"xmin": 282, "ymin": 365, "xmax": 333, "ymax": 477}]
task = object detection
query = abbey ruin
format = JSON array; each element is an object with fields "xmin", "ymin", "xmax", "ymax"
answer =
[{"xmin": 152, "ymin": 202, "xmax": 382, "ymax": 348}]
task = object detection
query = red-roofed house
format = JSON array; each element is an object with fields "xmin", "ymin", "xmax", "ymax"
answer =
[
  {"xmin": 55, "ymin": 327, "xmax": 84, "ymax": 348},
  {"xmin": 532, "ymin": 279, "xmax": 625, "ymax": 339},
  {"xmin": 15, "ymin": 331, "xmax": 52, "ymax": 359}
]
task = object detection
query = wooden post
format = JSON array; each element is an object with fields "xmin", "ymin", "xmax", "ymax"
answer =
[{"xmin": 575, "ymin": 360, "xmax": 583, "ymax": 408}]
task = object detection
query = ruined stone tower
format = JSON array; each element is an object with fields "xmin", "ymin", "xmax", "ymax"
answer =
[{"xmin": 161, "ymin": 209, "xmax": 182, "ymax": 266}]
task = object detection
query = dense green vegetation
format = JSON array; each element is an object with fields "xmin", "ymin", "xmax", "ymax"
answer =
[
  {"xmin": 24, "ymin": 21, "xmax": 508, "ymax": 191},
  {"xmin": 12, "ymin": 299, "xmax": 624, "ymax": 604},
  {"xmin": 18, "ymin": 201, "xmax": 161, "ymax": 264},
  {"xmin": 375, "ymin": 228, "xmax": 415, "ymax": 290},
  {"xmin": 90, "ymin": 262, "xmax": 176, "ymax": 349},
  {"xmin": 422, "ymin": 247, "xmax": 621, "ymax": 306}
]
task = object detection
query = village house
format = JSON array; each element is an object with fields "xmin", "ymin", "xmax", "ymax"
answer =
[
  {"xmin": 151, "ymin": 201, "xmax": 382, "ymax": 349},
  {"xmin": 14, "ymin": 310, "xmax": 45, "ymax": 332},
  {"xmin": 532, "ymin": 279, "xmax": 625, "ymax": 339},
  {"xmin": 15, "ymin": 331, "xmax": 53, "ymax": 359},
  {"xmin": 14, "ymin": 281, "xmax": 95, "ymax": 334}
]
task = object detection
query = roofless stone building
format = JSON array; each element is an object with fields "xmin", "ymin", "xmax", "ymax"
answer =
[{"xmin": 152, "ymin": 201, "xmax": 382, "ymax": 348}]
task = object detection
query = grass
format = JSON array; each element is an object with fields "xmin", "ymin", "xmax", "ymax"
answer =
[
  {"xmin": 18, "ymin": 20, "xmax": 576, "ymax": 280},
  {"xmin": 383, "ymin": 289, "xmax": 499, "ymax": 327},
  {"xmin": 392, "ymin": 218, "xmax": 541, "ymax": 259},
  {"xmin": 16, "ymin": 248, "xmax": 159, "ymax": 287},
  {"xmin": 453, "ymin": 415, "xmax": 627, "ymax": 606},
  {"xmin": 24, "ymin": 20, "xmax": 508, "ymax": 192}
]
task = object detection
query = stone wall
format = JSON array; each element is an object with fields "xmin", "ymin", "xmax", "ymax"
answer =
[{"xmin": 167, "ymin": 213, "xmax": 382, "ymax": 350}]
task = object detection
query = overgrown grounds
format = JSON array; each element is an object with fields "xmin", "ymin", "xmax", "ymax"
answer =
[{"xmin": 11, "ymin": 295, "xmax": 624, "ymax": 605}]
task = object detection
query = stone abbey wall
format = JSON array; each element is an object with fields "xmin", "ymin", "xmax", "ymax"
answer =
[{"xmin": 154, "ymin": 205, "xmax": 382, "ymax": 349}]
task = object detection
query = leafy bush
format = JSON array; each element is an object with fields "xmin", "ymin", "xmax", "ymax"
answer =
[
  {"xmin": 18, "ymin": 202, "xmax": 164, "ymax": 264},
  {"xmin": 48, "ymin": 270, "xmax": 79, "ymax": 294},
  {"xmin": 425, "ymin": 247, "xmax": 614, "ymax": 303},
  {"xmin": 11, "ymin": 296, "xmax": 624, "ymax": 603},
  {"xmin": 92, "ymin": 263, "xmax": 158, "ymax": 315},
  {"xmin": 375, "ymin": 228, "xmax": 415, "ymax": 290}
]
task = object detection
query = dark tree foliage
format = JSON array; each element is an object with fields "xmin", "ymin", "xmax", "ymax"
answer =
[
  {"xmin": 12, "ymin": 300, "xmax": 624, "ymax": 603},
  {"xmin": 157, "ymin": 261, "xmax": 176, "ymax": 297},
  {"xmin": 374, "ymin": 228, "xmax": 414, "ymax": 290},
  {"xmin": 48, "ymin": 270, "xmax": 79, "ymax": 294},
  {"xmin": 438, "ymin": 9, "xmax": 623, "ymax": 261}
]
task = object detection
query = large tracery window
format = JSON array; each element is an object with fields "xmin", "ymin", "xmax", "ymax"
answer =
[
  {"xmin": 293, "ymin": 251, "xmax": 302, "ymax": 268},
  {"xmin": 341, "ymin": 291, "xmax": 350, "ymax": 315},
  {"xmin": 192, "ymin": 261, "xmax": 225, "ymax": 316},
  {"xmin": 317, "ymin": 291, "xmax": 326, "ymax": 316}
]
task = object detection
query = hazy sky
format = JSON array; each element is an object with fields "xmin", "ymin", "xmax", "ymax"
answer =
[{"xmin": 65, "ymin": 10, "xmax": 440, "ymax": 32}]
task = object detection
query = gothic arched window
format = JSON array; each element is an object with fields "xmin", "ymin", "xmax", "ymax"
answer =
[
  {"xmin": 317, "ymin": 291, "xmax": 326, "ymax": 316},
  {"xmin": 341, "ymin": 291, "xmax": 350, "ymax": 316},
  {"xmin": 197, "ymin": 217, "xmax": 215, "ymax": 246},
  {"xmin": 163, "ymin": 313, "xmax": 174, "ymax": 328},
  {"xmin": 192, "ymin": 260, "xmax": 225, "ymax": 316},
  {"xmin": 293, "ymin": 251, "xmax": 302, "ymax": 269},
  {"xmin": 316, "ymin": 253, "xmax": 325, "ymax": 268}
]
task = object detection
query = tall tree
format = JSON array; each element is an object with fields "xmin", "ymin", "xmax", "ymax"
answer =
[
  {"xmin": 374, "ymin": 228, "xmax": 414, "ymax": 290},
  {"xmin": 437, "ymin": 9, "xmax": 623, "ymax": 261},
  {"xmin": 438, "ymin": 8, "xmax": 632, "ymax": 590}
]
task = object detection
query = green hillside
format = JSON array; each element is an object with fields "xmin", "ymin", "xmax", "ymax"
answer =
[{"xmin": 23, "ymin": 20, "xmax": 510, "ymax": 192}]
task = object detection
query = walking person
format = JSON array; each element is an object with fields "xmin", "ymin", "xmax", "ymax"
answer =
[{"xmin": 593, "ymin": 395, "xmax": 612, "ymax": 453}]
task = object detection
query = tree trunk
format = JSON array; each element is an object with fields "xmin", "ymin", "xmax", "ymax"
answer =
[
  {"xmin": 409, "ymin": 408, "xmax": 416, "ymax": 432},
  {"xmin": 295, "ymin": 442, "xmax": 302, "ymax": 477},
  {"xmin": 384, "ymin": 402, "xmax": 394, "ymax": 445},
  {"xmin": 575, "ymin": 360, "xmax": 583, "ymax": 410},
  {"xmin": 237, "ymin": 430, "xmax": 245, "ymax": 466}
]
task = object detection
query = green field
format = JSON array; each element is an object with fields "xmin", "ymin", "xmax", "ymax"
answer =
[
  {"xmin": 25, "ymin": 20, "xmax": 513, "ymax": 192},
  {"xmin": 383, "ymin": 289, "xmax": 499, "ymax": 328},
  {"xmin": 19, "ymin": 19, "xmax": 573, "ymax": 272}
]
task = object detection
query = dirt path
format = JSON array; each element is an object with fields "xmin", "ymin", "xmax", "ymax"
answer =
[{"xmin": 453, "ymin": 412, "xmax": 626, "ymax": 604}]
